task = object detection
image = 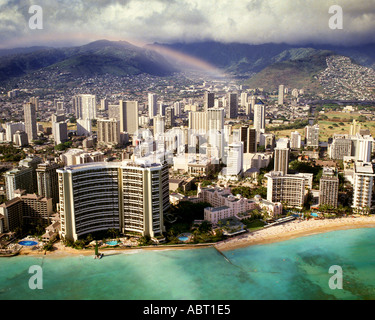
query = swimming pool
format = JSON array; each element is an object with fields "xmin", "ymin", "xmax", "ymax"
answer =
[
  {"xmin": 106, "ymin": 241, "xmax": 118, "ymax": 246},
  {"xmin": 178, "ymin": 233, "xmax": 191, "ymax": 242},
  {"xmin": 19, "ymin": 240, "xmax": 38, "ymax": 246}
]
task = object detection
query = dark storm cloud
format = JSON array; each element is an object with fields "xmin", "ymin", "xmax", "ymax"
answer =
[{"xmin": 0, "ymin": 0, "xmax": 374, "ymax": 48}]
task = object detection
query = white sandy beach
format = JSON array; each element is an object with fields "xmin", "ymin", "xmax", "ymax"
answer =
[
  {"xmin": 17, "ymin": 216, "xmax": 375, "ymax": 257},
  {"xmin": 215, "ymin": 215, "xmax": 375, "ymax": 251}
]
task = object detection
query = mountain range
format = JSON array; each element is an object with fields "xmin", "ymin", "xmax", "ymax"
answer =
[
  {"xmin": 0, "ymin": 40, "xmax": 176, "ymax": 83},
  {"xmin": 1, "ymin": 39, "xmax": 375, "ymax": 94}
]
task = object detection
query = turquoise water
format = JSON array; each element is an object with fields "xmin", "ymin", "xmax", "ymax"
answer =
[
  {"xmin": 178, "ymin": 236, "xmax": 189, "ymax": 242},
  {"xmin": 106, "ymin": 241, "xmax": 118, "ymax": 246},
  {"xmin": 1, "ymin": 228, "xmax": 375, "ymax": 300}
]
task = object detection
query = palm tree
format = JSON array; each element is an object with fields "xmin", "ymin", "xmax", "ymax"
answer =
[{"xmin": 95, "ymin": 240, "xmax": 99, "ymax": 256}]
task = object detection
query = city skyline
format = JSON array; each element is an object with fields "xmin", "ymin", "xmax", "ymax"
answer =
[{"xmin": 1, "ymin": 0, "xmax": 375, "ymax": 304}]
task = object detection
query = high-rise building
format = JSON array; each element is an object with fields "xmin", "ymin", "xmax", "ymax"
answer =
[
  {"xmin": 173, "ymin": 102, "xmax": 182, "ymax": 116},
  {"xmin": 278, "ymin": 85, "xmax": 284, "ymax": 105},
  {"xmin": 290, "ymin": 131, "xmax": 302, "ymax": 149},
  {"xmin": 57, "ymin": 160, "xmax": 169, "ymax": 241},
  {"xmin": 19, "ymin": 156, "xmax": 43, "ymax": 192},
  {"xmin": 5, "ymin": 122, "xmax": 25, "ymax": 142},
  {"xmin": 29, "ymin": 97, "xmax": 39, "ymax": 112},
  {"xmin": 274, "ymin": 138, "xmax": 290, "ymax": 175},
  {"xmin": 228, "ymin": 93, "xmax": 238, "ymax": 119},
  {"xmin": 352, "ymin": 161, "xmax": 375, "ymax": 213},
  {"xmin": 159, "ymin": 102, "xmax": 166, "ymax": 116},
  {"xmin": 305, "ymin": 124, "xmax": 319, "ymax": 147},
  {"xmin": 73, "ymin": 94, "xmax": 96, "ymax": 120},
  {"xmin": 36, "ymin": 161, "xmax": 62, "ymax": 209},
  {"xmin": 253, "ymin": 101, "xmax": 266, "ymax": 143},
  {"xmin": 54, "ymin": 99, "xmax": 65, "ymax": 115},
  {"xmin": 207, "ymin": 108, "xmax": 224, "ymax": 132},
  {"xmin": 245, "ymin": 102, "xmax": 252, "ymax": 117},
  {"xmin": 204, "ymin": 92, "xmax": 215, "ymax": 111},
  {"xmin": 207, "ymin": 108, "xmax": 225, "ymax": 159},
  {"xmin": 240, "ymin": 126, "xmax": 257, "ymax": 153},
  {"xmin": 188, "ymin": 111, "xmax": 207, "ymax": 133},
  {"xmin": 119, "ymin": 100, "xmax": 139, "ymax": 136},
  {"xmin": 148, "ymin": 93, "xmax": 158, "ymax": 119},
  {"xmin": 350, "ymin": 119, "xmax": 361, "ymax": 135},
  {"xmin": 76, "ymin": 119, "xmax": 92, "ymax": 136},
  {"xmin": 224, "ymin": 142, "xmax": 243, "ymax": 176},
  {"xmin": 4, "ymin": 167, "xmax": 35, "ymax": 200},
  {"xmin": 13, "ymin": 131, "xmax": 28, "ymax": 147},
  {"xmin": 97, "ymin": 118, "xmax": 121, "ymax": 146},
  {"xmin": 263, "ymin": 133, "xmax": 276, "ymax": 151},
  {"xmin": 328, "ymin": 134, "xmax": 352, "ymax": 160},
  {"xmin": 0, "ymin": 193, "xmax": 53, "ymax": 232},
  {"xmin": 52, "ymin": 122, "xmax": 68, "ymax": 145},
  {"xmin": 240, "ymin": 92, "xmax": 248, "ymax": 107},
  {"xmin": 319, "ymin": 168, "xmax": 339, "ymax": 208},
  {"xmin": 265, "ymin": 171, "xmax": 306, "ymax": 208},
  {"xmin": 24, "ymin": 102, "xmax": 37, "ymax": 143},
  {"xmin": 100, "ymin": 98, "xmax": 108, "ymax": 111},
  {"xmin": 355, "ymin": 135, "xmax": 373, "ymax": 162},
  {"xmin": 108, "ymin": 104, "xmax": 119, "ymax": 119},
  {"xmin": 165, "ymin": 107, "xmax": 175, "ymax": 128},
  {"xmin": 250, "ymin": 96, "xmax": 256, "ymax": 113},
  {"xmin": 153, "ymin": 115, "xmax": 165, "ymax": 137}
]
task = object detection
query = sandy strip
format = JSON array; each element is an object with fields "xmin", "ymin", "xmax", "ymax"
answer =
[
  {"xmin": 215, "ymin": 216, "xmax": 375, "ymax": 251},
  {"xmin": 18, "ymin": 241, "xmax": 214, "ymax": 258},
  {"xmin": 16, "ymin": 216, "xmax": 375, "ymax": 257}
]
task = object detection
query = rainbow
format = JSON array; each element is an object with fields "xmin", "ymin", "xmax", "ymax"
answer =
[
  {"xmin": 146, "ymin": 43, "xmax": 227, "ymax": 78},
  {"xmin": 0, "ymin": 32, "xmax": 227, "ymax": 78}
]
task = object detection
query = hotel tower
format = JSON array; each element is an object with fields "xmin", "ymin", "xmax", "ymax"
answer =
[{"xmin": 57, "ymin": 159, "xmax": 169, "ymax": 241}]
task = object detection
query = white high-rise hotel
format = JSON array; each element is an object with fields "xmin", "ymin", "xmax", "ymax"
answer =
[
  {"xmin": 73, "ymin": 94, "xmax": 96, "ymax": 136},
  {"xmin": 224, "ymin": 142, "xmax": 243, "ymax": 176},
  {"xmin": 57, "ymin": 159, "xmax": 169, "ymax": 241},
  {"xmin": 253, "ymin": 101, "xmax": 265, "ymax": 143},
  {"xmin": 352, "ymin": 161, "xmax": 375, "ymax": 213}
]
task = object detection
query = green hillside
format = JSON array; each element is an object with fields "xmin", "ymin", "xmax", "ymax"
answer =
[
  {"xmin": 245, "ymin": 49, "xmax": 333, "ymax": 93},
  {"xmin": 0, "ymin": 40, "xmax": 175, "ymax": 83}
]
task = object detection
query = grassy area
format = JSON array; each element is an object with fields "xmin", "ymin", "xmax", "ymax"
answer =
[
  {"xmin": 273, "ymin": 111, "xmax": 375, "ymax": 142},
  {"xmin": 39, "ymin": 121, "xmax": 78, "ymax": 131},
  {"xmin": 242, "ymin": 219, "xmax": 267, "ymax": 232}
]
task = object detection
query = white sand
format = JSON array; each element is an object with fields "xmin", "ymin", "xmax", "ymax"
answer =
[{"xmin": 215, "ymin": 216, "xmax": 375, "ymax": 251}]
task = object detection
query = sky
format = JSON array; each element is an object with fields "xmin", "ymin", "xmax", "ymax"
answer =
[{"xmin": 0, "ymin": 0, "xmax": 375, "ymax": 49}]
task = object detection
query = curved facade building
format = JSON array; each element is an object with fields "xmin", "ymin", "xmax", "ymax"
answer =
[{"xmin": 58, "ymin": 160, "xmax": 168, "ymax": 241}]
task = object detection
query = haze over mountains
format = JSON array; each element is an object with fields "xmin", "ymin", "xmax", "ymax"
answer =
[
  {"xmin": 0, "ymin": 40, "xmax": 176, "ymax": 83},
  {"xmin": 1, "ymin": 39, "xmax": 375, "ymax": 95}
]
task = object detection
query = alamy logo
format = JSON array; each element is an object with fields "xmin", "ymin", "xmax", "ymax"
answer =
[
  {"xmin": 29, "ymin": 5, "xmax": 43, "ymax": 30},
  {"xmin": 328, "ymin": 265, "xmax": 343, "ymax": 290},
  {"xmin": 28, "ymin": 265, "xmax": 43, "ymax": 290},
  {"xmin": 329, "ymin": 5, "xmax": 343, "ymax": 30}
]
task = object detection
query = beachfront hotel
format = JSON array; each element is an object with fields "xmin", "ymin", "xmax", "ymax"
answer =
[
  {"xmin": 265, "ymin": 171, "xmax": 312, "ymax": 208},
  {"xmin": 57, "ymin": 159, "xmax": 169, "ymax": 241},
  {"xmin": 352, "ymin": 161, "xmax": 375, "ymax": 214},
  {"xmin": 319, "ymin": 167, "xmax": 339, "ymax": 208},
  {"xmin": 200, "ymin": 186, "xmax": 282, "ymax": 224}
]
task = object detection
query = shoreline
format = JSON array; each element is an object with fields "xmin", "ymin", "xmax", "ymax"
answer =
[
  {"xmin": 215, "ymin": 216, "xmax": 375, "ymax": 251},
  {"xmin": 17, "ymin": 241, "xmax": 215, "ymax": 258},
  {"xmin": 14, "ymin": 216, "xmax": 375, "ymax": 258}
]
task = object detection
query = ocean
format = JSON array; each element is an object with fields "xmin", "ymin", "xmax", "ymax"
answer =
[{"xmin": 1, "ymin": 227, "xmax": 375, "ymax": 300}]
